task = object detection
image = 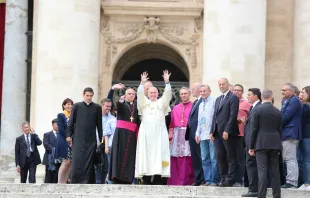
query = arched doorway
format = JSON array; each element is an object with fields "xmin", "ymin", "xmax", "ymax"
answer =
[{"xmin": 112, "ymin": 43, "xmax": 189, "ymax": 106}]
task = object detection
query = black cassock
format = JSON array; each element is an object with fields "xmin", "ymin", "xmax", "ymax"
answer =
[
  {"xmin": 109, "ymin": 100, "xmax": 140, "ymax": 183},
  {"xmin": 66, "ymin": 102, "xmax": 102, "ymax": 184}
]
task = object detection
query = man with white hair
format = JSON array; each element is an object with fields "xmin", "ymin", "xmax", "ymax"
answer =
[
  {"xmin": 109, "ymin": 87, "xmax": 140, "ymax": 184},
  {"xmin": 135, "ymin": 70, "xmax": 172, "ymax": 185},
  {"xmin": 144, "ymin": 81, "xmax": 153, "ymax": 97},
  {"xmin": 280, "ymin": 83, "xmax": 302, "ymax": 189}
]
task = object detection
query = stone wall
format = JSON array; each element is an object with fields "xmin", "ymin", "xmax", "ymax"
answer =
[{"xmin": 265, "ymin": 0, "xmax": 295, "ymax": 108}]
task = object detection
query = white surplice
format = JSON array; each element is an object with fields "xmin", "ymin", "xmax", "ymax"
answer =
[{"xmin": 135, "ymin": 83, "xmax": 172, "ymax": 178}]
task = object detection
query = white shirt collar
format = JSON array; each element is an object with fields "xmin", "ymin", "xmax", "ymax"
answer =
[
  {"xmin": 24, "ymin": 133, "xmax": 31, "ymax": 139},
  {"xmin": 53, "ymin": 130, "xmax": 57, "ymax": 135},
  {"xmin": 252, "ymin": 100, "xmax": 260, "ymax": 107},
  {"xmin": 125, "ymin": 100, "xmax": 134, "ymax": 105},
  {"xmin": 222, "ymin": 90, "xmax": 230, "ymax": 97}
]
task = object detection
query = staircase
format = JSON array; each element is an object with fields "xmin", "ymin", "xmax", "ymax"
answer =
[{"xmin": 0, "ymin": 184, "xmax": 310, "ymax": 198}]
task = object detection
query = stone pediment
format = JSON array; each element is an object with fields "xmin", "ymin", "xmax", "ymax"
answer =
[{"xmin": 101, "ymin": 0, "xmax": 203, "ymax": 16}]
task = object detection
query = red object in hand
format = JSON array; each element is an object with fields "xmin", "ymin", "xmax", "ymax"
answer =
[{"xmin": 169, "ymin": 136, "xmax": 173, "ymax": 141}]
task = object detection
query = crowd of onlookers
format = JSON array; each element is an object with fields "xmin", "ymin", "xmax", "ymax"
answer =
[{"xmin": 14, "ymin": 79, "xmax": 310, "ymax": 198}]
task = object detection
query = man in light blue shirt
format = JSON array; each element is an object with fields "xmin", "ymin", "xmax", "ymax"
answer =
[
  {"xmin": 102, "ymin": 104, "xmax": 116, "ymax": 184},
  {"xmin": 103, "ymin": 113, "xmax": 116, "ymax": 166},
  {"xmin": 95, "ymin": 98, "xmax": 115, "ymax": 184},
  {"xmin": 195, "ymin": 85, "xmax": 220, "ymax": 186}
]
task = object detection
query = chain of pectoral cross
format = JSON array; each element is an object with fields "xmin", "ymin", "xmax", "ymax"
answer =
[
  {"xmin": 125, "ymin": 102, "xmax": 135, "ymax": 122},
  {"xmin": 180, "ymin": 104, "xmax": 185, "ymax": 125}
]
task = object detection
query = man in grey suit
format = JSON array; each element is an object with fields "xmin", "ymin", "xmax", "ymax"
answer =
[{"xmin": 249, "ymin": 90, "xmax": 282, "ymax": 198}]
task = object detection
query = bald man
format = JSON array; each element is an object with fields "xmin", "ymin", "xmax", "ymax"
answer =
[
  {"xmin": 210, "ymin": 78, "xmax": 240, "ymax": 187},
  {"xmin": 191, "ymin": 82, "xmax": 201, "ymax": 98},
  {"xmin": 186, "ymin": 82, "xmax": 204, "ymax": 186}
]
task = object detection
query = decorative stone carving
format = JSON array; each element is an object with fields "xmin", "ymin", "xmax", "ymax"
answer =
[
  {"xmin": 160, "ymin": 25, "xmax": 185, "ymax": 36},
  {"xmin": 119, "ymin": 23, "xmax": 141, "ymax": 36},
  {"xmin": 196, "ymin": 0, "xmax": 204, "ymax": 4},
  {"xmin": 110, "ymin": 16, "xmax": 193, "ymax": 45},
  {"xmin": 105, "ymin": 38, "xmax": 112, "ymax": 67},
  {"xmin": 98, "ymin": 76, "xmax": 103, "ymax": 95},
  {"xmin": 144, "ymin": 16, "xmax": 160, "ymax": 43},
  {"xmin": 100, "ymin": 13, "xmax": 110, "ymax": 33},
  {"xmin": 160, "ymin": 27, "xmax": 191, "ymax": 44},
  {"xmin": 114, "ymin": 24, "xmax": 144, "ymax": 43},
  {"xmin": 186, "ymin": 39, "xmax": 198, "ymax": 68},
  {"xmin": 194, "ymin": 16, "xmax": 203, "ymax": 33},
  {"xmin": 112, "ymin": 45, "xmax": 117, "ymax": 56}
]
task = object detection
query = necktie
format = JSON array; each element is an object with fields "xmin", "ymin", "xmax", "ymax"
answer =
[
  {"xmin": 250, "ymin": 106, "xmax": 253, "ymax": 112},
  {"xmin": 26, "ymin": 134, "xmax": 31, "ymax": 157},
  {"xmin": 219, "ymin": 95, "xmax": 225, "ymax": 105}
]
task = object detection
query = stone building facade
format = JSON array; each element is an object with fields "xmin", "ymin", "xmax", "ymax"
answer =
[{"xmin": 0, "ymin": 0, "xmax": 309, "ymax": 183}]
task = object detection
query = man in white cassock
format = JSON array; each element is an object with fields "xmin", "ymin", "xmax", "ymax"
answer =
[{"xmin": 135, "ymin": 70, "xmax": 172, "ymax": 185}]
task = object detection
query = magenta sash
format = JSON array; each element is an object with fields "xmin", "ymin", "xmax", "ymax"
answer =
[
  {"xmin": 117, "ymin": 120, "xmax": 138, "ymax": 132},
  {"xmin": 116, "ymin": 120, "xmax": 138, "ymax": 139}
]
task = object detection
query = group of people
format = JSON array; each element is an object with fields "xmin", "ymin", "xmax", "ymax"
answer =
[{"xmin": 14, "ymin": 71, "xmax": 310, "ymax": 198}]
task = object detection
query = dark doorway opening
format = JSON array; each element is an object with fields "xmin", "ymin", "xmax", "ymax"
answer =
[{"xmin": 122, "ymin": 58, "xmax": 188, "ymax": 82}]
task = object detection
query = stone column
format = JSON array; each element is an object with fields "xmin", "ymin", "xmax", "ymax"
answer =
[
  {"xmin": 293, "ymin": 0, "xmax": 310, "ymax": 88},
  {"xmin": 0, "ymin": 0, "xmax": 27, "ymax": 183},
  {"xmin": 202, "ymin": 0, "xmax": 266, "ymax": 96},
  {"xmin": 265, "ymin": 0, "xmax": 294, "ymax": 108},
  {"xmin": 31, "ymin": 0, "xmax": 101, "ymax": 161}
]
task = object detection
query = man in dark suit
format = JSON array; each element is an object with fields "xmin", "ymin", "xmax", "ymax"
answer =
[
  {"xmin": 43, "ymin": 118, "xmax": 60, "ymax": 183},
  {"xmin": 242, "ymin": 88, "xmax": 261, "ymax": 197},
  {"xmin": 210, "ymin": 78, "xmax": 239, "ymax": 187},
  {"xmin": 280, "ymin": 83, "xmax": 302, "ymax": 188},
  {"xmin": 15, "ymin": 121, "xmax": 42, "ymax": 183},
  {"xmin": 249, "ymin": 89, "xmax": 282, "ymax": 198},
  {"xmin": 185, "ymin": 82, "xmax": 203, "ymax": 186}
]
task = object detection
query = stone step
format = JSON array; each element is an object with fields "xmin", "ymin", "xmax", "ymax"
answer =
[
  {"xmin": 0, "ymin": 184, "xmax": 309, "ymax": 198},
  {"xmin": 0, "ymin": 193, "xmax": 247, "ymax": 198}
]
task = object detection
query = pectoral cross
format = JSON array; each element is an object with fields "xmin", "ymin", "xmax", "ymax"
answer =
[{"xmin": 130, "ymin": 116, "xmax": 134, "ymax": 122}]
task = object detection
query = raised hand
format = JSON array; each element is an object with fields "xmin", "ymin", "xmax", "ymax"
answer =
[
  {"xmin": 141, "ymin": 72, "xmax": 149, "ymax": 85},
  {"xmin": 162, "ymin": 70, "xmax": 171, "ymax": 83},
  {"xmin": 112, "ymin": 83, "xmax": 125, "ymax": 90},
  {"xmin": 119, "ymin": 95, "xmax": 125, "ymax": 101}
]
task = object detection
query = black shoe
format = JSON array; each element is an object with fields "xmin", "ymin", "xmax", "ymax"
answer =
[
  {"xmin": 241, "ymin": 191, "xmax": 258, "ymax": 197},
  {"xmin": 219, "ymin": 181, "xmax": 232, "ymax": 187},
  {"xmin": 281, "ymin": 183, "xmax": 297, "ymax": 189},
  {"xmin": 192, "ymin": 182, "xmax": 201, "ymax": 186}
]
